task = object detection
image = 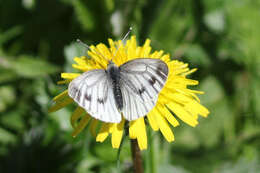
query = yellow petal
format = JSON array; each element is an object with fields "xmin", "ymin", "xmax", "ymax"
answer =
[
  {"xmin": 73, "ymin": 57, "xmax": 87, "ymax": 65},
  {"xmin": 160, "ymin": 54, "xmax": 170, "ymax": 62},
  {"xmin": 96, "ymin": 123, "xmax": 110, "ymax": 142},
  {"xmin": 167, "ymin": 102, "xmax": 198, "ymax": 127},
  {"xmin": 183, "ymin": 79, "xmax": 199, "ymax": 86},
  {"xmin": 187, "ymin": 89, "xmax": 205, "ymax": 95},
  {"xmin": 127, "ymin": 40, "xmax": 138, "ymax": 60},
  {"xmin": 173, "ymin": 88, "xmax": 203, "ymax": 102},
  {"xmin": 61, "ymin": 73, "xmax": 80, "ymax": 79},
  {"xmin": 72, "ymin": 114, "xmax": 91, "ymax": 137},
  {"xmin": 165, "ymin": 92, "xmax": 192, "ymax": 104},
  {"xmin": 70, "ymin": 106, "xmax": 85, "ymax": 128},
  {"xmin": 135, "ymin": 47, "xmax": 141, "ymax": 57},
  {"xmin": 140, "ymin": 39, "xmax": 151, "ymax": 57},
  {"xmin": 108, "ymin": 38, "xmax": 117, "ymax": 56},
  {"xmin": 157, "ymin": 105, "xmax": 179, "ymax": 127},
  {"xmin": 129, "ymin": 118, "xmax": 147, "ymax": 150},
  {"xmin": 72, "ymin": 64, "xmax": 89, "ymax": 71},
  {"xmin": 111, "ymin": 119, "xmax": 125, "ymax": 148},
  {"xmin": 184, "ymin": 101, "xmax": 210, "ymax": 118},
  {"xmin": 90, "ymin": 119, "xmax": 99, "ymax": 137},
  {"xmin": 48, "ymin": 97, "xmax": 73, "ymax": 113},
  {"xmin": 112, "ymin": 40, "xmax": 127, "ymax": 64},
  {"xmin": 53, "ymin": 90, "xmax": 68, "ymax": 102},
  {"xmin": 150, "ymin": 51, "xmax": 159, "ymax": 58},
  {"xmin": 96, "ymin": 43, "xmax": 112, "ymax": 60},
  {"xmin": 88, "ymin": 49, "xmax": 107, "ymax": 69},
  {"xmin": 57, "ymin": 79, "xmax": 71, "ymax": 85},
  {"xmin": 156, "ymin": 50, "xmax": 164, "ymax": 58},
  {"xmin": 181, "ymin": 68, "xmax": 197, "ymax": 76},
  {"xmin": 137, "ymin": 118, "xmax": 147, "ymax": 150},
  {"xmin": 154, "ymin": 108, "xmax": 175, "ymax": 142},
  {"xmin": 129, "ymin": 120, "xmax": 137, "ymax": 139},
  {"xmin": 147, "ymin": 109, "xmax": 159, "ymax": 131}
]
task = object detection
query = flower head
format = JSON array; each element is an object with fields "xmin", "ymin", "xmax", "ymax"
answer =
[{"xmin": 49, "ymin": 36, "xmax": 209, "ymax": 150}]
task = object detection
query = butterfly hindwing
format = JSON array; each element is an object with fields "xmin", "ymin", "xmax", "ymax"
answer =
[
  {"xmin": 119, "ymin": 58, "xmax": 169, "ymax": 121},
  {"xmin": 68, "ymin": 69, "xmax": 122, "ymax": 123}
]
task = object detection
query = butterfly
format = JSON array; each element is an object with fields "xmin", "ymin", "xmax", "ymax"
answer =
[{"xmin": 68, "ymin": 58, "xmax": 169, "ymax": 123}]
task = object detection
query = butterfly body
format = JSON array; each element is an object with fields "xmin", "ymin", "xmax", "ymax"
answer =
[
  {"xmin": 106, "ymin": 61, "xmax": 123, "ymax": 111},
  {"xmin": 68, "ymin": 58, "xmax": 169, "ymax": 123}
]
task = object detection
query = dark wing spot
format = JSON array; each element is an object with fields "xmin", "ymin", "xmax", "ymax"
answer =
[
  {"xmin": 156, "ymin": 65, "xmax": 167, "ymax": 80},
  {"xmin": 74, "ymin": 88, "xmax": 81, "ymax": 101},
  {"xmin": 138, "ymin": 86, "xmax": 146, "ymax": 95},
  {"xmin": 69, "ymin": 85, "xmax": 78, "ymax": 98},
  {"xmin": 148, "ymin": 76, "xmax": 156, "ymax": 85},
  {"xmin": 148, "ymin": 76, "xmax": 159, "ymax": 93},
  {"xmin": 85, "ymin": 94, "xmax": 92, "ymax": 101},
  {"xmin": 97, "ymin": 98, "xmax": 104, "ymax": 104}
]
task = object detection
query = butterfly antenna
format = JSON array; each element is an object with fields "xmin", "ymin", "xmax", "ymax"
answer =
[
  {"xmin": 111, "ymin": 27, "xmax": 133, "ymax": 62},
  {"xmin": 76, "ymin": 39, "xmax": 110, "ymax": 63},
  {"xmin": 121, "ymin": 27, "xmax": 132, "ymax": 43},
  {"xmin": 77, "ymin": 39, "xmax": 91, "ymax": 50}
]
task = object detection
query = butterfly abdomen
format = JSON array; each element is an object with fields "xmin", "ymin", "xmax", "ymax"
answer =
[{"xmin": 107, "ymin": 63, "xmax": 123, "ymax": 111}]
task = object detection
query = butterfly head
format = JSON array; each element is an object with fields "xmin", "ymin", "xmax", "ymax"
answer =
[{"xmin": 108, "ymin": 60, "xmax": 117, "ymax": 67}]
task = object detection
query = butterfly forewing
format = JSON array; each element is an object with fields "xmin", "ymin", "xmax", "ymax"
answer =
[
  {"xmin": 119, "ymin": 58, "xmax": 169, "ymax": 121},
  {"xmin": 68, "ymin": 69, "xmax": 122, "ymax": 123}
]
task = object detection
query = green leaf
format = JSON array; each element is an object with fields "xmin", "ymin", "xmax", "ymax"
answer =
[
  {"xmin": 76, "ymin": 156, "xmax": 101, "ymax": 173},
  {"xmin": 184, "ymin": 44, "xmax": 211, "ymax": 66},
  {"xmin": 0, "ymin": 69, "xmax": 18, "ymax": 84},
  {"xmin": 196, "ymin": 99, "xmax": 233, "ymax": 148},
  {"xmin": 0, "ymin": 127, "xmax": 16, "ymax": 144},
  {"xmin": 94, "ymin": 139, "xmax": 130, "ymax": 163},
  {"xmin": 173, "ymin": 126, "xmax": 200, "ymax": 150},
  {"xmin": 158, "ymin": 164, "xmax": 191, "ymax": 173},
  {"xmin": 8, "ymin": 56, "xmax": 59, "ymax": 78},
  {"xmin": 0, "ymin": 110, "xmax": 25, "ymax": 131},
  {"xmin": 203, "ymin": 0, "xmax": 228, "ymax": 12},
  {"xmin": 0, "ymin": 86, "xmax": 16, "ymax": 112},
  {"xmin": 199, "ymin": 76, "xmax": 225, "ymax": 105},
  {"xmin": 196, "ymin": 76, "xmax": 234, "ymax": 147},
  {"xmin": 148, "ymin": 0, "xmax": 193, "ymax": 51},
  {"xmin": 94, "ymin": 141, "xmax": 119, "ymax": 162},
  {"xmin": 72, "ymin": 0, "xmax": 95, "ymax": 31},
  {"xmin": 218, "ymin": 156, "xmax": 260, "ymax": 173},
  {"xmin": 252, "ymin": 79, "xmax": 260, "ymax": 118},
  {"xmin": 0, "ymin": 26, "xmax": 23, "ymax": 46},
  {"xmin": 104, "ymin": 0, "xmax": 114, "ymax": 12},
  {"xmin": 225, "ymin": 2, "xmax": 260, "ymax": 65}
]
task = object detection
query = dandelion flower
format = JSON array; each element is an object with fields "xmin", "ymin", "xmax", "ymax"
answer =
[{"xmin": 49, "ymin": 36, "xmax": 209, "ymax": 150}]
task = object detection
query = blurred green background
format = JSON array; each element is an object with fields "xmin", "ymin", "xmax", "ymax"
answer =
[{"xmin": 0, "ymin": 0, "xmax": 260, "ymax": 172}]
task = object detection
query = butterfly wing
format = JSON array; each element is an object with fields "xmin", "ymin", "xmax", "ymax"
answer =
[
  {"xmin": 119, "ymin": 58, "xmax": 169, "ymax": 121},
  {"xmin": 68, "ymin": 69, "xmax": 122, "ymax": 123}
]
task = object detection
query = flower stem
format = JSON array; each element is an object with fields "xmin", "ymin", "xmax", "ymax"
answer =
[{"xmin": 131, "ymin": 139, "xmax": 144, "ymax": 173}]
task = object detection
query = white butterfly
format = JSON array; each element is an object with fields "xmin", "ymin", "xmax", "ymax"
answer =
[{"xmin": 68, "ymin": 58, "xmax": 169, "ymax": 123}]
